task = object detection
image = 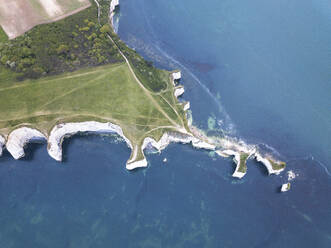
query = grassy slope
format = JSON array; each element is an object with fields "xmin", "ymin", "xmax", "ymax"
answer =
[{"xmin": 0, "ymin": 62, "xmax": 187, "ymax": 161}]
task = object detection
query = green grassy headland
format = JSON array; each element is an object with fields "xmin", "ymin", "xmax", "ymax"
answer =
[{"xmin": 0, "ymin": 1, "xmax": 189, "ymax": 162}]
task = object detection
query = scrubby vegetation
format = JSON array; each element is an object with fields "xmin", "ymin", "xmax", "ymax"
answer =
[{"xmin": 110, "ymin": 34, "xmax": 169, "ymax": 92}]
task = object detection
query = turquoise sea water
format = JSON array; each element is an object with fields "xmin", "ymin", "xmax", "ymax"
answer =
[{"xmin": 0, "ymin": 0, "xmax": 330, "ymax": 247}]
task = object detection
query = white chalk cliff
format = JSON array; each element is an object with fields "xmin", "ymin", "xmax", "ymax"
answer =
[
  {"xmin": 109, "ymin": 0, "xmax": 119, "ymax": 26},
  {"xmin": 216, "ymin": 150, "xmax": 246, "ymax": 179},
  {"xmin": 47, "ymin": 121, "xmax": 132, "ymax": 162},
  {"xmin": 254, "ymin": 153, "xmax": 285, "ymax": 175},
  {"xmin": 281, "ymin": 183, "xmax": 291, "ymax": 192},
  {"xmin": 0, "ymin": 135, "xmax": 5, "ymax": 156},
  {"xmin": 174, "ymin": 86, "xmax": 185, "ymax": 98},
  {"xmin": 6, "ymin": 127, "xmax": 46, "ymax": 159}
]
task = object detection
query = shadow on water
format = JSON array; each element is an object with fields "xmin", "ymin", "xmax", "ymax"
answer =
[
  {"xmin": 21, "ymin": 142, "xmax": 46, "ymax": 161},
  {"xmin": 249, "ymin": 159, "xmax": 270, "ymax": 177},
  {"xmin": 0, "ymin": 149, "xmax": 13, "ymax": 163},
  {"xmin": 0, "ymin": 142, "xmax": 45, "ymax": 163}
]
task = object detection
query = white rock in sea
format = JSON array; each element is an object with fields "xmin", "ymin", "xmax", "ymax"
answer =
[
  {"xmin": 216, "ymin": 150, "xmax": 246, "ymax": 179},
  {"xmin": 126, "ymin": 158, "xmax": 148, "ymax": 170},
  {"xmin": 163, "ymin": 158, "xmax": 167, "ymax": 163},
  {"xmin": 0, "ymin": 135, "xmax": 5, "ymax": 156},
  {"xmin": 47, "ymin": 121, "xmax": 132, "ymax": 162},
  {"xmin": 281, "ymin": 183, "xmax": 291, "ymax": 192},
  {"xmin": 174, "ymin": 87, "xmax": 184, "ymax": 98},
  {"xmin": 6, "ymin": 127, "xmax": 46, "ymax": 159},
  {"xmin": 287, "ymin": 170, "xmax": 296, "ymax": 181}
]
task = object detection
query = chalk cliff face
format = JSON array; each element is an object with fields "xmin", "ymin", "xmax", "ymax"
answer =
[
  {"xmin": 0, "ymin": 135, "xmax": 5, "ymax": 156},
  {"xmin": 145, "ymin": 131, "xmax": 216, "ymax": 152},
  {"xmin": 47, "ymin": 121, "xmax": 132, "ymax": 162},
  {"xmin": 109, "ymin": 0, "xmax": 120, "ymax": 26},
  {"xmin": 174, "ymin": 87, "xmax": 185, "ymax": 98},
  {"xmin": 6, "ymin": 127, "xmax": 46, "ymax": 159},
  {"xmin": 125, "ymin": 130, "xmax": 216, "ymax": 171}
]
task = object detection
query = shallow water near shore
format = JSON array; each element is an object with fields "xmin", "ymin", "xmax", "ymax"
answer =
[{"xmin": 0, "ymin": 0, "xmax": 331, "ymax": 247}]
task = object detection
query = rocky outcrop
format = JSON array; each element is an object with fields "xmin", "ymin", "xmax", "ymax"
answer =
[
  {"xmin": 281, "ymin": 183, "xmax": 291, "ymax": 192},
  {"xmin": 47, "ymin": 121, "xmax": 132, "ymax": 162},
  {"xmin": 216, "ymin": 150, "xmax": 246, "ymax": 178},
  {"xmin": 126, "ymin": 129, "xmax": 216, "ymax": 170},
  {"xmin": 126, "ymin": 158, "xmax": 147, "ymax": 170},
  {"xmin": 254, "ymin": 153, "xmax": 285, "ymax": 175},
  {"xmin": 6, "ymin": 127, "xmax": 46, "ymax": 159},
  {"xmin": 215, "ymin": 136, "xmax": 286, "ymax": 178},
  {"xmin": 0, "ymin": 135, "xmax": 5, "ymax": 156},
  {"xmin": 134, "ymin": 131, "xmax": 215, "ymax": 170}
]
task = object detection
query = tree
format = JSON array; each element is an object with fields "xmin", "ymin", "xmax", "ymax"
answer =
[
  {"xmin": 56, "ymin": 44, "xmax": 69, "ymax": 55},
  {"xmin": 100, "ymin": 24, "xmax": 111, "ymax": 34}
]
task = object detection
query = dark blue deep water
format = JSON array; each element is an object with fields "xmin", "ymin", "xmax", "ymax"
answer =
[{"xmin": 0, "ymin": 0, "xmax": 330, "ymax": 247}]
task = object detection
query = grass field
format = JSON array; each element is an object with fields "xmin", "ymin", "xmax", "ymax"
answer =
[{"xmin": 0, "ymin": 62, "xmax": 188, "ymax": 161}]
